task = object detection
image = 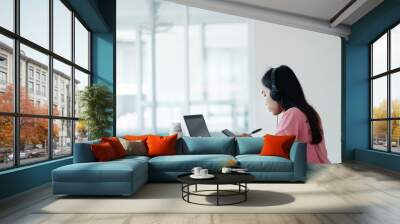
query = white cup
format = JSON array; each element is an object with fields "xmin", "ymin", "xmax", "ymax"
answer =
[
  {"xmin": 200, "ymin": 169, "xmax": 208, "ymax": 176},
  {"xmin": 191, "ymin": 167, "xmax": 202, "ymax": 176},
  {"xmin": 221, "ymin": 167, "xmax": 232, "ymax": 174}
]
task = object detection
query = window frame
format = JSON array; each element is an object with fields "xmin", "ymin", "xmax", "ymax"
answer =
[
  {"xmin": 370, "ymin": 20, "xmax": 400, "ymax": 154},
  {"xmin": 0, "ymin": 0, "xmax": 92, "ymax": 171}
]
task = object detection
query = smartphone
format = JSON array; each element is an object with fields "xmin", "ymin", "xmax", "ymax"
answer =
[
  {"xmin": 221, "ymin": 129, "xmax": 236, "ymax": 137},
  {"xmin": 250, "ymin": 128, "xmax": 262, "ymax": 135}
]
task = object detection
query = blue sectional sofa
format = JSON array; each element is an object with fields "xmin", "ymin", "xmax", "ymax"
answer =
[{"xmin": 52, "ymin": 137, "xmax": 306, "ymax": 196}]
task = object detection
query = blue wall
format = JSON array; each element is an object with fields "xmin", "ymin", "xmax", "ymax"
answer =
[
  {"xmin": 0, "ymin": 0, "xmax": 116, "ymax": 200},
  {"xmin": 344, "ymin": 0, "xmax": 400, "ymax": 170}
]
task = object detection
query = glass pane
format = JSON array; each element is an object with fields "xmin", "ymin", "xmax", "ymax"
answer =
[
  {"xmin": 391, "ymin": 72, "xmax": 400, "ymax": 118},
  {"xmin": 75, "ymin": 18, "xmax": 89, "ymax": 69},
  {"xmin": 20, "ymin": 117, "xmax": 49, "ymax": 165},
  {"xmin": 372, "ymin": 121, "xmax": 387, "ymax": 151},
  {"xmin": 188, "ymin": 7, "xmax": 249, "ymax": 132},
  {"xmin": 155, "ymin": 1, "xmax": 185, "ymax": 104},
  {"xmin": 156, "ymin": 106, "xmax": 183, "ymax": 133},
  {"xmin": 392, "ymin": 24, "xmax": 400, "ymax": 70},
  {"xmin": 116, "ymin": 0, "xmax": 153, "ymax": 135},
  {"xmin": 0, "ymin": 116, "xmax": 13, "ymax": 170},
  {"xmin": 20, "ymin": 0, "xmax": 49, "ymax": 49},
  {"xmin": 53, "ymin": 0, "xmax": 72, "ymax": 60},
  {"xmin": 0, "ymin": 34, "xmax": 14, "ymax": 112},
  {"xmin": 372, "ymin": 33, "xmax": 387, "ymax": 76},
  {"xmin": 372, "ymin": 77, "xmax": 387, "ymax": 119},
  {"xmin": 391, "ymin": 120, "xmax": 400, "ymax": 153},
  {"xmin": 53, "ymin": 59, "xmax": 72, "ymax": 117},
  {"xmin": 75, "ymin": 120, "xmax": 88, "ymax": 143},
  {"xmin": 74, "ymin": 69, "xmax": 89, "ymax": 118},
  {"xmin": 53, "ymin": 119, "xmax": 72, "ymax": 157},
  {"xmin": 0, "ymin": 0, "xmax": 14, "ymax": 31},
  {"xmin": 20, "ymin": 44, "xmax": 49, "ymax": 115}
]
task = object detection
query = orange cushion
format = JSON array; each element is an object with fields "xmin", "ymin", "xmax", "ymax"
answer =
[
  {"xmin": 101, "ymin": 137, "xmax": 127, "ymax": 158},
  {"xmin": 91, "ymin": 142, "xmax": 117, "ymax": 161},
  {"xmin": 260, "ymin": 134, "xmax": 296, "ymax": 159},
  {"xmin": 124, "ymin": 135, "xmax": 153, "ymax": 141},
  {"xmin": 146, "ymin": 134, "xmax": 178, "ymax": 157}
]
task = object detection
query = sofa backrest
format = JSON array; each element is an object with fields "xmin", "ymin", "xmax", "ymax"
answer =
[
  {"xmin": 179, "ymin": 137, "xmax": 236, "ymax": 155},
  {"xmin": 235, "ymin": 137, "xmax": 263, "ymax": 155},
  {"xmin": 73, "ymin": 139, "xmax": 100, "ymax": 163}
]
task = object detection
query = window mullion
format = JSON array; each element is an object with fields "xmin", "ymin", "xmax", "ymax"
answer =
[
  {"xmin": 49, "ymin": 0, "xmax": 54, "ymax": 160},
  {"xmin": 13, "ymin": 0, "xmax": 21, "ymax": 166},
  {"xmin": 71, "ymin": 10, "xmax": 76, "ymax": 153},
  {"xmin": 388, "ymin": 30, "xmax": 391, "ymax": 152}
]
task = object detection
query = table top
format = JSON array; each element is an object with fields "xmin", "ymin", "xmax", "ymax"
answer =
[{"xmin": 177, "ymin": 172, "xmax": 255, "ymax": 185}]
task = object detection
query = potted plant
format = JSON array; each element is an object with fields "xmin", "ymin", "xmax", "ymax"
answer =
[{"xmin": 79, "ymin": 84, "xmax": 113, "ymax": 140}]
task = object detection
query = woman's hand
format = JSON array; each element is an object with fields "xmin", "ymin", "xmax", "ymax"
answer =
[{"xmin": 238, "ymin": 133, "xmax": 251, "ymax": 137}]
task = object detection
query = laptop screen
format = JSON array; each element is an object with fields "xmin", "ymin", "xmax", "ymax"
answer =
[{"xmin": 183, "ymin": 115, "xmax": 211, "ymax": 137}]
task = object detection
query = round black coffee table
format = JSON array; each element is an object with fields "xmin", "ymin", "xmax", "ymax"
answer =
[{"xmin": 177, "ymin": 173, "xmax": 255, "ymax": 206}]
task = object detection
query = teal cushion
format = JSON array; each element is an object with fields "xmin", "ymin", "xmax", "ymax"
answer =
[
  {"xmin": 181, "ymin": 137, "xmax": 235, "ymax": 155},
  {"xmin": 53, "ymin": 159, "xmax": 147, "ymax": 183},
  {"xmin": 149, "ymin": 154, "xmax": 235, "ymax": 172},
  {"xmin": 236, "ymin": 155, "xmax": 293, "ymax": 172},
  {"xmin": 236, "ymin": 137, "xmax": 263, "ymax": 155}
]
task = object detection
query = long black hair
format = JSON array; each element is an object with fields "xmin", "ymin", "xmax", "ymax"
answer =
[{"xmin": 262, "ymin": 65, "xmax": 322, "ymax": 144}]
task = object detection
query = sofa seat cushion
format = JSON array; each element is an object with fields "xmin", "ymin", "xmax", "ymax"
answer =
[
  {"xmin": 236, "ymin": 155, "xmax": 293, "ymax": 172},
  {"xmin": 149, "ymin": 154, "xmax": 235, "ymax": 172},
  {"xmin": 53, "ymin": 159, "xmax": 147, "ymax": 183}
]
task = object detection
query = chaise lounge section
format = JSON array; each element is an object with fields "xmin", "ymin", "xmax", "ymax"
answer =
[{"xmin": 52, "ymin": 137, "xmax": 306, "ymax": 196}]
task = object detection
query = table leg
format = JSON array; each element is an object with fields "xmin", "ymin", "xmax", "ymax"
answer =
[
  {"xmin": 217, "ymin": 184, "xmax": 219, "ymax": 206},
  {"xmin": 245, "ymin": 183, "xmax": 247, "ymax": 201},
  {"xmin": 195, "ymin": 184, "xmax": 197, "ymax": 192}
]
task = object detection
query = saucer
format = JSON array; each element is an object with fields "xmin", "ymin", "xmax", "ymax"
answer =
[{"xmin": 190, "ymin": 174, "xmax": 215, "ymax": 179}]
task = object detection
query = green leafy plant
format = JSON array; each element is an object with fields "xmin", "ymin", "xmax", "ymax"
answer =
[{"xmin": 79, "ymin": 84, "xmax": 113, "ymax": 140}]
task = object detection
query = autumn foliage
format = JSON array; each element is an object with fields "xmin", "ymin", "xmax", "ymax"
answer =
[
  {"xmin": 0, "ymin": 85, "xmax": 59, "ymax": 151},
  {"xmin": 372, "ymin": 99, "xmax": 400, "ymax": 142}
]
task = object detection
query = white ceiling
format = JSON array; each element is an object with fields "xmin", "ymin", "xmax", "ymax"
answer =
[
  {"xmin": 117, "ymin": 0, "xmax": 384, "ymax": 38},
  {"xmin": 167, "ymin": 0, "xmax": 384, "ymax": 37},
  {"xmin": 226, "ymin": 0, "xmax": 353, "ymax": 24}
]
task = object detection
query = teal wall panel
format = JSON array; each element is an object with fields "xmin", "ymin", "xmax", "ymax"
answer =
[
  {"xmin": 344, "ymin": 0, "xmax": 400, "ymax": 171},
  {"xmin": 0, "ymin": 158, "xmax": 72, "ymax": 199}
]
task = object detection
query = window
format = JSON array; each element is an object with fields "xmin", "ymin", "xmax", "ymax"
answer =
[
  {"xmin": 53, "ymin": 0, "xmax": 72, "ymax": 60},
  {"xmin": 0, "ymin": 1, "xmax": 91, "ymax": 170},
  {"xmin": 371, "ymin": 23, "xmax": 400, "ymax": 153},
  {"xmin": 74, "ymin": 69, "xmax": 89, "ymax": 119},
  {"xmin": 75, "ymin": 18, "xmax": 89, "ymax": 70},
  {"xmin": 116, "ymin": 0, "xmax": 249, "ymax": 135},
  {"xmin": 28, "ymin": 81, "xmax": 34, "ymax": 94},
  {"xmin": 0, "ymin": 34, "xmax": 13, "ymax": 113},
  {"xmin": 53, "ymin": 59, "xmax": 72, "ymax": 117},
  {"xmin": 28, "ymin": 67, "xmax": 34, "ymax": 79},
  {"xmin": 0, "ymin": 55, "xmax": 7, "ymax": 67},
  {"xmin": 0, "ymin": 0, "xmax": 14, "ymax": 31},
  {"xmin": 0, "ymin": 71, "xmax": 6, "ymax": 84},
  {"xmin": 20, "ymin": 0, "xmax": 49, "ymax": 48}
]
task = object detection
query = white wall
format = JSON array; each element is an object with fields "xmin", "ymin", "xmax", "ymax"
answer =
[{"xmin": 248, "ymin": 20, "xmax": 342, "ymax": 163}]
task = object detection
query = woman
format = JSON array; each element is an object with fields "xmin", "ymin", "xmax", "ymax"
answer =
[{"xmin": 260, "ymin": 65, "xmax": 330, "ymax": 164}]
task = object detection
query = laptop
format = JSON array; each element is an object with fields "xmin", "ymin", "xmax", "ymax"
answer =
[{"xmin": 183, "ymin": 114, "xmax": 211, "ymax": 137}]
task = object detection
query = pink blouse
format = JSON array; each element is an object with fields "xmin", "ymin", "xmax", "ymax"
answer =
[{"xmin": 276, "ymin": 107, "xmax": 330, "ymax": 164}]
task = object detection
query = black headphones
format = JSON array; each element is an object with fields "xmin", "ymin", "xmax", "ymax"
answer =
[{"xmin": 269, "ymin": 67, "xmax": 281, "ymax": 101}]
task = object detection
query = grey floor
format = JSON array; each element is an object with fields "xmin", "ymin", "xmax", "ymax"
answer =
[{"xmin": 1, "ymin": 162, "xmax": 400, "ymax": 224}]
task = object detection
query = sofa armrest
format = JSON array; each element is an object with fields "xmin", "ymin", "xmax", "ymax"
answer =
[
  {"xmin": 289, "ymin": 141, "xmax": 307, "ymax": 181},
  {"xmin": 73, "ymin": 140, "xmax": 100, "ymax": 163}
]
